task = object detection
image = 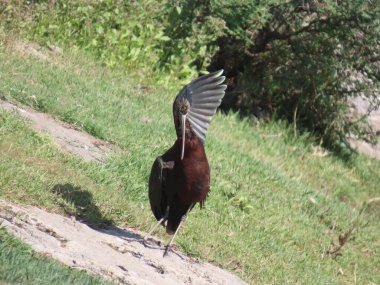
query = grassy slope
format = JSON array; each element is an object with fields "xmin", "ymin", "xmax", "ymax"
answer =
[{"xmin": 0, "ymin": 43, "xmax": 379, "ymax": 284}]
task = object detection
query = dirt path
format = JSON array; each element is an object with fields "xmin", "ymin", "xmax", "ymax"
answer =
[
  {"xmin": 0, "ymin": 99, "xmax": 116, "ymax": 163},
  {"xmin": 0, "ymin": 200, "xmax": 245, "ymax": 285},
  {"xmin": 0, "ymin": 100, "xmax": 246, "ymax": 284}
]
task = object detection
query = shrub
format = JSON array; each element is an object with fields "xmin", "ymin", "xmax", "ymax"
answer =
[
  {"xmin": 163, "ymin": 0, "xmax": 380, "ymax": 150},
  {"xmin": 28, "ymin": 0, "xmax": 171, "ymax": 69}
]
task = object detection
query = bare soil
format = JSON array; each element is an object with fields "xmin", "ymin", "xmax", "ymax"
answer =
[
  {"xmin": 0, "ymin": 99, "xmax": 116, "ymax": 163},
  {"xmin": 0, "ymin": 200, "xmax": 245, "ymax": 285}
]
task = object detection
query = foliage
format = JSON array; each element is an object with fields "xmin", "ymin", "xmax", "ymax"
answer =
[
  {"xmin": 25, "ymin": 1, "xmax": 163, "ymax": 69},
  {"xmin": 0, "ymin": 0, "xmax": 33, "ymax": 35},
  {"xmin": 158, "ymin": 1, "xmax": 226, "ymax": 77},
  {"xmin": 163, "ymin": 0, "xmax": 380, "ymax": 150},
  {"xmin": 26, "ymin": 0, "xmax": 224, "ymax": 79}
]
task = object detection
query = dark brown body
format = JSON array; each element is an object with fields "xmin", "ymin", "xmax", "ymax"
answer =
[
  {"xmin": 147, "ymin": 70, "xmax": 225, "ymax": 249},
  {"xmin": 149, "ymin": 134, "xmax": 210, "ymax": 234}
]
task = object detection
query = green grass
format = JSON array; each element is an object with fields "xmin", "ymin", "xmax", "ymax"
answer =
[
  {"xmin": 0, "ymin": 229, "xmax": 114, "ymax": 285},
  {"xmin": 0, "ymin": 42, "xmax": 379, "ymax": 284}
]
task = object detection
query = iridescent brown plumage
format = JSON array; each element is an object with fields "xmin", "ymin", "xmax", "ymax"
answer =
[{"xmin": 144, "ymin": 70, "xmax": 226, "ymax": 256}]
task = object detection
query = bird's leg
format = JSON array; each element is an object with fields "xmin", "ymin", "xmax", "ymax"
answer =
[
  {"xmin": 163, "ymin": 203, "xmax": 193, "ymax": 257},
  {"xmin": 143, "ymin": 206, "xmax": 170, "ymax": 247}
]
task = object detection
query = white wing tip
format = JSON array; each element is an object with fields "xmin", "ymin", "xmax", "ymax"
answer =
[{"xmin": 213, "ymin": 69, "xmax": 224, "ymax": 78}]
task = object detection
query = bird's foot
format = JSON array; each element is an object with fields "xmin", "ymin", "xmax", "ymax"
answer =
[
  {"xmin": 143, "ymin": 234, "xmax": 151, "ymax": 246},
  {"xmin": 163, "ymin": 244, "xmax": 172, "ymax": 257},
  {"xmin": 158, "ymin": 157, "xmax": 175, "ymax": 169},
  {"xmin": 158, "ymin": 157, "xmax": 174, "ymax": 169},
  {"xmin": 163, "ymin": 161, "xmax": 175, "ymax": 169}
]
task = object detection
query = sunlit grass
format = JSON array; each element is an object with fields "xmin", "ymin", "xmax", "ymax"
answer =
[{"xmin": 0, "ymin": 44, "xmax": 379, "ymax": 284}]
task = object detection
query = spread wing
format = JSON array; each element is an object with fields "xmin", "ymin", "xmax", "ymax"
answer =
[{"xmin": 177, "ymin": 70, "xmax": 227, "ymax": 143}]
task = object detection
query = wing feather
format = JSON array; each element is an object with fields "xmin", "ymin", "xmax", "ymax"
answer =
[
  {"xmin": 148, "ymin": 157, "xmax": 167, "ymax": 221},
  {"xmin": 175, "ymin": 69, "xmax": 227, "ymax": 143}
]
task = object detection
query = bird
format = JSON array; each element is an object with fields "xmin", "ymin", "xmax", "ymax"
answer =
[{"xmin": 143, "ymin": 69, "xmax": 227, "ymax": 256}]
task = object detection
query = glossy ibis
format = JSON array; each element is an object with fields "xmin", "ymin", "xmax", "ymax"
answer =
[{"xmin": 144, "ymin": 70, "xmax": 227, "ymax": 256}]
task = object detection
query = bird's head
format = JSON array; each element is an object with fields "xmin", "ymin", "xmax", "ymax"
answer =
[
  {"xmin": 173, "ymin": 94, "xmax": 190, "ymax": 160},
  {"xmin": 172, "ymin": 69, "xmax": 226, "ymax": 161}
]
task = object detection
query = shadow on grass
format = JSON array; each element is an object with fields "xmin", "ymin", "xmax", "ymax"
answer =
[
  {"xmin": 52, "ymin": 183, "xmax": 142, "ymax": 241},
  {"xmin": 52, "ymin": 183, "xmax": 113, "ymax": 227}
]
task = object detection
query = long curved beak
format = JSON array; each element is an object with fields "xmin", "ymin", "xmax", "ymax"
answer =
[{"xmin": 181, "ymin": 114, "xmax": 187, "ymax": 160}]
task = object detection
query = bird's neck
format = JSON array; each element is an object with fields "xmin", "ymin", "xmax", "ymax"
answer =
[{"xmin": 175, "ymin": 134, "xmax": 205, "ymax": 160}]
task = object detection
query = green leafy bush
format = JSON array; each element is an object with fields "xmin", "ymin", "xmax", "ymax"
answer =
[
  {"xmin": 0, "ymin": 0, "xmax": 35, "ymax": 35},
  {"xmin": 29, "ymin": 0, "xmax": 168, "ymax": 68},
  {"xmin": 158, "ymin": 1, "xmax": 226, "ymax": 78},
  {"xmin": 163, "ymin": 0, "xmax": 380, "ymax": 150},
  {"xmin": 27, "ymin": 0, "xmax": 223, "ymax": 79}
]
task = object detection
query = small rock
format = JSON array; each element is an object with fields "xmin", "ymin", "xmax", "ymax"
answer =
[
  {"xmin": 140, "ymin": 116, "xmax": 152, "ymax": 124},
  {"xmin": 48, "ymin": 45, "xmax": 63, "ymax": 54}
]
